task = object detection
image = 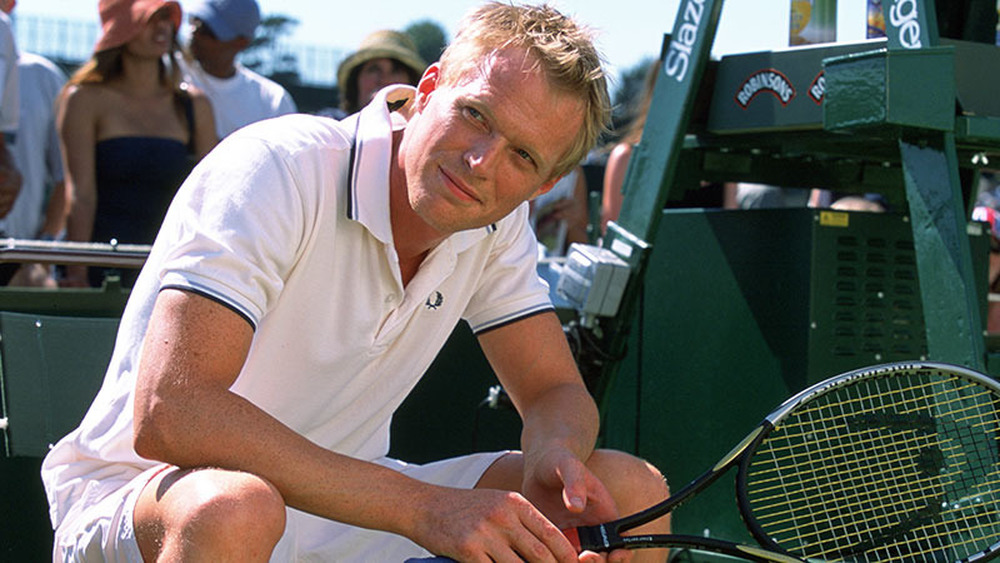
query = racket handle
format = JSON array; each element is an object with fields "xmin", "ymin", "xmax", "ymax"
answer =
[
  {"xmin": 409, "ymin": 527, "xmax": 611, "ymax": 560},
  {"xmin": 563, "ymin": 523, "xmax": 622, "ymax": 552}
]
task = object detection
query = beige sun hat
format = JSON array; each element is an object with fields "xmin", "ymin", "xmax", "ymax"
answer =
[{"xmin": 336, "ymin": 30, "xmax": 428, "ymax": 93}]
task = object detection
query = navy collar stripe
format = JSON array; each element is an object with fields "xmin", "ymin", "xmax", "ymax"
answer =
[{"xmin": 346, "ymin": 116, "xmax": 362, "ymax": 221}]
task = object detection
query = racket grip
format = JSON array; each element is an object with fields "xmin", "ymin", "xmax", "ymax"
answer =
[{"xmin": 563, "ymin": 523, "xmax": 620, "ymax": 552}]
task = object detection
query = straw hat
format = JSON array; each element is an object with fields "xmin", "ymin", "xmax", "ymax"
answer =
[
  {"xmin": 336, "ymin": 30, "xmax": 427, "ymax": 93},
  {"xmin": 96, "ymin": 0, "xmax": 182, "ymax": 52}
]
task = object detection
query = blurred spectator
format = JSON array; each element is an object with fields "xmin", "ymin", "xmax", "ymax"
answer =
[
  {"xmin": 0, "ymin": 6, "xmax": 21, "ymax": 284},
  {"xmin": 58, "ymin": 0, "xmax": 217, "ymax": 287},
  {"xmin": 180, "ymin": 0, "xmax": 297, "ymax": 138},
  {"xmin": 336, "ymin": 30, "xmax": 426, "ymax": 115},
  {"xmin": 973, "ymin": 205, "xmax": 1000, "ymax": 333},
  {"xmin": 4, "ymin": 51, "xmax": 68, "ymax": 287},
  {"xmin": 829, "ymin": 195, "xmax": 886, "ymax": 212},
  {"xmin": 529, "ymin": 166, "xmax": 588, "ymax": 257},
  {"xmin": 976, "ymin": 171, "xmax": 1000, "ymax": 210},
  {"xmin": 809, "ymin": 188, "xmax": 888, "ymax": 212},
  {"xmin": 735, "ymin": 183, "xmax": 809, "ymax": 209},
  {"xmin": 602, "ymin": 58, "xmax": 734, "ymax": 232}
]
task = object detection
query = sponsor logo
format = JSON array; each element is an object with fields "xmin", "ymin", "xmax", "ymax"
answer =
[
  {"xmin": 808, "ymin": 72, "xmax": 825, "ymax": 104},
  {"xmin": 664, "ymin": 0, "xmax": 707, "ymax": 82},
  {"xmin": 889, "ymin": 0, "xmax": 921, "ymax": 48},
  {"xmin": 735, "ymin": 69, "xmax": 796, "ymax": 108}
]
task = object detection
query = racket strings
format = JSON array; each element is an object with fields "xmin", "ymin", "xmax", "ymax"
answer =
[
  {"xmin": 837, "ymin": 375, "xmax": 1000, "ymax": 561},
  {"xmin": 754, "ymin": 428, "xmax": 957, "ymax": 554},
  {"xmin": 741, "ymin": 370, "xmax": 1000, "ymax": 561},
  {"xmin": 749, "ymin": 439, "xmax": 962, "ymax": 534}
]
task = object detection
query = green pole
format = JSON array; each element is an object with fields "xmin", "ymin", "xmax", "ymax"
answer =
[
  {"xmin": 590, "ymin": 0, "xmax": 726, "ymax": 405},
  {"xmin": 879, "ymin": 0, "xmax": 986, "ymax": 370}
]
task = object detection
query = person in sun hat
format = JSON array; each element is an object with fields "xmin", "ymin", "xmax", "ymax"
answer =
[
  {"xmin": 56, "ymin": 0, "xmax": 217, "ymax": 288},
  {"xmin": 337, "ymin": 29, "xmax": 427, "ymax": 115},
  {"xmin": 93, "ymin": 0, "xmax": 182, "ymax": 51},
  {"xmin": 0, "ymin": 0, "xmax": 69, "ymax": 288},
  {"xmin": 180, "ymin": 0, "xmax": 297, "ymax": 138}
]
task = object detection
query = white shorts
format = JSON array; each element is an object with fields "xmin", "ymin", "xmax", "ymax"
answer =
[
  {"xmin": 51, "ymin": 464, "xmax": 167, "ymax": 563},
  {"xmin": 51, "ymin": 452, "xmax": 507, "ymax": 562}
]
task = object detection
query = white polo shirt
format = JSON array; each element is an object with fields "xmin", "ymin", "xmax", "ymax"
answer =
[{"xmin": 42, "ymin": 86, "xmax": 553, "ymax": 530}]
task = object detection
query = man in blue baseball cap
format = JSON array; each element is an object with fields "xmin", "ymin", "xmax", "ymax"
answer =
[{"xmin": 180, "ymin": 0, "xmax": 297, "ymax": 138}]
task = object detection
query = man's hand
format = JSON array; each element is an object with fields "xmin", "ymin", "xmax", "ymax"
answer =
[
  {"xmin": 412, "ymin": 486, "xmax": 581, "ymax": 562},
  {"xmin": 523, "ymin": 449, "xmax": 632, "ymax": 562}
]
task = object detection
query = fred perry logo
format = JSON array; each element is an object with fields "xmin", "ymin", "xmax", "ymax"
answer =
[{"xmin": 425, "ymin": 291, "xmax": 444, "ymax": 310}]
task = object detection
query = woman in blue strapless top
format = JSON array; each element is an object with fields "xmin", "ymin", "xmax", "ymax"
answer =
[{"xmin": 57, "ymin": 0, "xmax": 217, "ymax": 287}]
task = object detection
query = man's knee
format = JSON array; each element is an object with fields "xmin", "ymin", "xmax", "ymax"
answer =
[
  {"xmin": 176, "ymin": 469, "xmax": 286, "ymax": 539},
  {"xmin": 587, "ymin": 451, "xmax": 671, "ymax": 562},
  {"xmin": 587, "ymin": 449, "xmax": 669, "ymax": 513},
  {"xmin": 135, "ymin": 467, "xmax": 286, "ymax": 560}
]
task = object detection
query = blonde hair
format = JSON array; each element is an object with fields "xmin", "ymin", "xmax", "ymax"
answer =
[{"xmin": 439, "ymin": 2, "xmax": 610, "ymax": 179}]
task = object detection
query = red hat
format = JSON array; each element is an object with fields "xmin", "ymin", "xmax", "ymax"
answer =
[{"xmin": 95, "ymin": 0, "xmax": 182, "ymax": 53}]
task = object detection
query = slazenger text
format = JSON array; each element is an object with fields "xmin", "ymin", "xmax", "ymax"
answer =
[
  {"xmin": 889, "ymin": 0, "xmax": 921, "ymax": 49},
  {"xmin": 665, "ymin": 0, "xmax": 706, "ymax": 82}
]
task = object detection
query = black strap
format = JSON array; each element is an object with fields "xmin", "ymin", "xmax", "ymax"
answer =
[{"xmin": 175, "ymin": 89, "xmax": 196, "ymax": 155}]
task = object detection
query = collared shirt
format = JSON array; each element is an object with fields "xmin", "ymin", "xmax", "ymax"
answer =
[{"xmin": 42, "ymin": 85, "xmax": 552, "ymax": 530}]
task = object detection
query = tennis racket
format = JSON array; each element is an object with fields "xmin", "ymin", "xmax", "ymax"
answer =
[{"xmin": 564, "ymin": 361, "xmax": 1000, "ymax": 562}]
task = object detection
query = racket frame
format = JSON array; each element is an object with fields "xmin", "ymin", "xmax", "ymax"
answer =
[{"xmin": 566, "ymin": 361, "xmax": 1000, "ymax": 563}]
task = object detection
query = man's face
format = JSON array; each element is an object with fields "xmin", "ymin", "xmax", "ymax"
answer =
[
  {"xmin": 399, "ymin": 48, "xmax": 584, "ymax": 235},
  {"xmin": 126, "ymin": 7, "xmax": 176, "ymax": 58},
  {"xmin": 187, "ymin": 17, "xmax": 218, "ymax": 60}
]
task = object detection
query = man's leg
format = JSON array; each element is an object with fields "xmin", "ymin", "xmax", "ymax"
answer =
[
  {"xmin": 477, "ymin": 449, "xmax": 670, "ymax": 562},
  {"xmin": 132, "ymin": 467, "xmax": 287, "ymax": 562}
]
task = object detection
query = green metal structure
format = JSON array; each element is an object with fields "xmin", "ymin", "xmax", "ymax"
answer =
[
  {"xmin": 582, "ymin": 0, "xmax": 1000, "ymax": 559},
  {"xmin": 594, "ymin": 0, "xmax": 997, "ymax": 402},
  {"xmin": 0, "ymin": 244, "xmax": 139, "ymax": 558}
]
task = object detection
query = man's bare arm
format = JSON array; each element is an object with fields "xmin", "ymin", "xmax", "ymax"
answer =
[
  {"xmin": 477, "ymin": 311, "xmax": 620, "ymax": 529},
  {"xmin": 133, "ymin": 289, "xmax": 578, "ymax": 561}
]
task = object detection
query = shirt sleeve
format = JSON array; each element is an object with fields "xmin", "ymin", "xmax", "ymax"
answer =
[
  {"xmin": 154, "ymin": 130, "xmax": 319, "ymax": 328},
  {"xmin": 463, "ymin": 203, "xmax": 553, "ymax": 334}
]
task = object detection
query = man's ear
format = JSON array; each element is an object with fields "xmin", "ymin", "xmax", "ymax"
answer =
[
  {"xmin": 529, "ymin": 175, "xmax": 562, "ymax": 200},
  {"xmin": 415, "ymin": 63, "xmax": 442, "ymax": 110}
]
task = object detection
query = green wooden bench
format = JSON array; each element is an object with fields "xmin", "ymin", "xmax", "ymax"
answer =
[{"xmin": 0, "ymin": 312, "xmax": 120, "ymax": 458}]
